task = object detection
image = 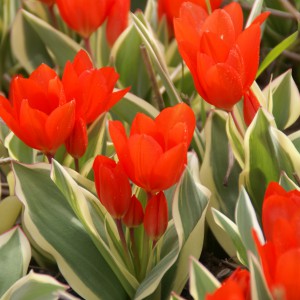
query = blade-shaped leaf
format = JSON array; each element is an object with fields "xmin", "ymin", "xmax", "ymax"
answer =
[
  {"xmin": 1, "ymin": 271, "xmax": 77, "ymax": 300},
  {"xmin": 0, "ymin": 227, "xmax": 31, "ymax": 297},
  {"xmin": 189, "ymin": 257, "xmax": 220, "ymax": 300},
  {"xmin": 13, "ymin": 162, "xmax": 130, "ymax": 300},
  {"xmin": 22, "ymin": 10, "xmax": 82, "ymax": 71}
]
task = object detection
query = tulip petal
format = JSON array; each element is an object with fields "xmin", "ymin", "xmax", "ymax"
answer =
[
  {"xmin": 201, "ymin": 9, "xmax": 236, "ymax": 47},
  {"xmin": 45, "ymin": 101, "xmax": 75, "ymax": 153},
  {"xmin": 105, "ymin": 87, "xmax": 130, "ymax": 112},
  {"xmin": 275, "ymin": 249, "xmax": 300, "ymax": 300},
  {"xmin": 236, "ymin": 24, "xmax": 261, "ymax": 89},
  {"xmin": 198, "ymin": 58, "xmax": 243, "ymax": 110},
  {"xmin": 223, "ymin": 2, "xmax": 243, "ymax": 38},
  {"xmin": 19, "ymin": 100, "xmax": 49, "ymax": 151},
  {"xmin": 151, "ymin": 143, "xmax": 186, "ymax": 192},
  {"xmin": 29, "ymin": 63, "xmax": 58, "ymax": 90},
  {"xmin": 72, "ymin": 50, "xmax": 93, "ymax": 74},
  {"xmin": 128, "ymin": 134, "xmax": 163, "ymax": 192}
]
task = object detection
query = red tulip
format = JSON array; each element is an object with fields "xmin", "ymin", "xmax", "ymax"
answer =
[
  {"xmin": 205, "ymin": 268, "xmax": 250, "ymax": 300},
  {"xmin": 62, "ymin": 50, "xmax": 130, "ymax": 158},
  {"xmin": 108, "ymin": 103, "xmax": 195, "ymax": 193},
  {"xmin": 0, "ymin": 64, "xmax": 75, "ymax": 157},
  {"xmin": 158, "ymin": 0, "xmax": 222, "ymax": 34},
  {"xmin": 253, "ymin": 182, "xmax": 300, "ymax": 300},
  {"xmin": 106, "ymin": 0, "xmax": 130, "ymax": 46},
  {"xmin": 243, "ymin": 89, "xmax": 261, "ymax": 126},
  {"xmin": 93, "ymin": 155, "xmax": 132, "ymax": 219},
  {"xmin": 122, "ymin": 195, "xmax": 144, "ymax": 228},
  {"xmin": 56, "ymin": 0, "xmax": 115, "ymax": 39},
  {"xmin": 143, "ymin": 191, "xmax": 168, "ymax": 241},
  {"xmin": 174, "ymin": 2, "xmax": 269, "ymax": 111}
]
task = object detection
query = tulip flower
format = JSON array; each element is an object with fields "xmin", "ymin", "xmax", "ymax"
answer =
[
  {"xmin": 158, "ymin": 0, "xmax": 222, "ymax": 35},
  {"xmin": 205, "ymin": 268, "xmax": 250, "ymax": 300},
  {"xmin": 0, "ymin": 64, "xmax": 75, "ymax": 158},
  {"xmin": 122, "ymin": 195, "xmax": 144, "ymax": 228},
  {"xmin": 174, "ymin": 2, "xmax": 269, "ymax": 111},
  {"xmin": 62, "ymin": 50, "xmax": 130, "ymax": 158},
  {"xmin": 143, "ymin": 192, "xmax": 168, "ymax": 241},
  {"xmin": 56, "ymin": 0, "xmax": 129, "ymax": 46},
  {"xmin": 109, "ymin": 103, "xmax": 196, "ymax": 193},
  {"xmin": 253, "ymin": 182, "xmax": 300, "ymax": 300},
  {"xmin": 93, "ymin": 155, "xmax": 132, "ymax": 219}
]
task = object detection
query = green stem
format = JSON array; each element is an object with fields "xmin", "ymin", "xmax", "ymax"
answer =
[
  {"xmin": 74, "ymin": 158, "xmax": 80, "ymax": 173},
  {"xmin": 230, "ymin": 110, "xmax": 244, "ymax": 137},
  {"xmin": 116, "ymin": 219, "xmax": 131, "ymax": 262},
  {"xmin": 130, "ymin": 228, "xmax": 141, "ymax": 278}
]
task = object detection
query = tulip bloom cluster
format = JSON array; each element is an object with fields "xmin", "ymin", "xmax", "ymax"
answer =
[
  {"xmin": 253, "ymin": 182, "xmax": 300, "ymax": 300},
  {"xmin": 93, "ymin": 103, "xmax": 195, "ymax": 243},
  {"xmin": 174, "ymin": 2, "xmax": 269, "ymax": 112},
  {"xmin": 0, "ymin": 50, "xmax": 128, "ymax": 160}
]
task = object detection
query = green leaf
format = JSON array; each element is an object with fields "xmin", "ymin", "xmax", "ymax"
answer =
[
  {"xmin": 50, "ymin": 160, "xmax": 138, "ymax": 296},
  {"xmin": 0, "ymin": 196, "xmax": 22, "ymax": 234},
  {"xmin": 111, "ymin": 23, "xmax": 151, "ymax": 99},
  {"xmin": 248, "ymin": 253, "xmax": 272, "ymax": 300},
  {"xmin": 171, "ymin": 153, "xmax": 210, "ymax": 293},
  {"xmin": 189, "ymin": 257, "xmax": 220, "ymax": 300},
  {"xmin": 235, "ymin": 188, "xmax": 264, "ymax": 263},
  {"xmin": 13, "ymin": 162, "xmax": 130, "ymax": 300},
  {"xmin": 21, "ymin": 10, "xmax": 82, "ymax": 71},
  {"xmin": 131, "ymin": 12, "xmax": 182, "ymax": 105},
  {"xmin": 245, "ymin": 0, "xmax": 264, "ymax": 27},
  {"xmin": 0, "ymin": 227, "xmax": 31, "ymax": 297},
  {"xmin": 212, "ymin": 208, "xmax": 248, "ymax": 265},
  {"xmin": 11, "ymin": 9, "xmax": 53, "ymax": 73},
  {"xmin": 257, "ymin": 30, "xmax": 298, "ymax": 78},
  {"xmin": 200, "ymin": 111, "xmax": 241, "ymax": 256},
  {"xmin": 263, "ymin": 70, "xmax": 300, "ymax": 130},
  {"xmin": 4, "ymin": 132, "xmax": 38, "ymax": 164},
  {"xmin": 1, "ymin": 271, "xmax": 78, "ymax": 300},
  {"xmin": 279, "ymin": 172, "xmax": 299, "ymax": 191},
  {"xmin": 240, "ymin": 108, "xmax": 300, "ymax": 216}
]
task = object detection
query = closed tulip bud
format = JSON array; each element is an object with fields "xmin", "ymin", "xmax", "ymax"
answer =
[
  {"xmin": 143, "ymin": 192, "xmax": 168, "ymax": 241},
  {"xmin": 93, "ymin": 155, "xmax": 132, "ymax": 220},
  {"xmin": 122, "ymin": 195, "xmax": 144, "ymax": 228},
  {"xmin": 243, "ymin": 89, "xmax": 261, "ymax": 126}
]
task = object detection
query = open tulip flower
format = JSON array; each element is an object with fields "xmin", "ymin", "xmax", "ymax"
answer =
[
  {"xmin": 0, "ymin": 64, "xmax": 75, "ymax": 159},
  {"xmin": 109, "ymin": 103, "xmax": 196, "ymax": 194},
  {"xmin": 62, "ymin": 50, "xmax": 130, "ymax": 158},
  {"xmin": 253, "ymin": 182, "xmax": 300, "ymax": 300},
  {"xmin": 174, "ymin": 2, "xmax": 269, "ymax": 111},
  {"xmin": 158, "ymin": 0, "xmax": 222, "ymax": 34}
]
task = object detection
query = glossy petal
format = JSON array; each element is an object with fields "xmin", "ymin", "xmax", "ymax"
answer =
[
  {"xmin": 128, "ymin": 134, "xmax": 163, "ymax": 192},
  {"xmin": 243, "ymin": 89, "xmax": 260, "ymax": 126},
  {"xmin": 65, "ymin": 117, "xmax": 88, "ymax": 158},
  {"xmin": 198, "ymin": 59, "xmax": 243, "ymax": 111},
  {"xmin": 223, "ymin": 2, "xmax": 243, "ymax": 38},
  {"xmin": 106, "ymin": 0, "xmax": 130, "ymax": 46},
  {"xmin": 151, "ymin": 143, "xmax": 186, "ymax": 192},
  {"xmin": 236, "ymin": 24, "xmax": 261, "ymax": 89},
  {"xmin": 122, "ymin": 195, "xmax": 144, "ymax": 228},
  {"xmin": 72, "ymin": 50, "xmax": 93, "ymax": 74},
  {"xmin": 45, "ymin": 101, "xmax": 76, "ymax": 153},
  {"xmin": 144, "ymin": 191, "xmax": 168, "ymax": 241}
]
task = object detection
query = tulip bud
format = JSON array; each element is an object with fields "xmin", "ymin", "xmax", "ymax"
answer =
[
  {"xmin": 122, "ymin": 195, "xmax": 144, "ymax": 228},
  {"xmin": 143, "ymin": 192, "xmax": 168, "ymax": 241},
  {"xmin": 93, "ymin": 156, "xmax": 132, "ymax": 219},
  {"xmin": 243, "ymin": 89, "xmax": 261, "ymax": 126}
]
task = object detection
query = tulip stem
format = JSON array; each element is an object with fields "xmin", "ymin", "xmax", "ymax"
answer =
[
  {"xmin": 116, "ymin": 219, "xmax": 131, "ymax": 263},
  {"xmin": 230, "ymin": 110, "xmax": 244, "ymax": 137},
  {"xmin": 46, "ymin": 154, "xmax": 54, "ymax": 164},
  {"xmin": 129, "ymin": 228, "xmax": 141, "ymax": 277},
  {"xmin": 74, "ymin": 158, "xmax": 80, "ymax": 173},
  {"xmin": 84, "ymin": 37, "xmax": 94, "ymax": 62}
]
